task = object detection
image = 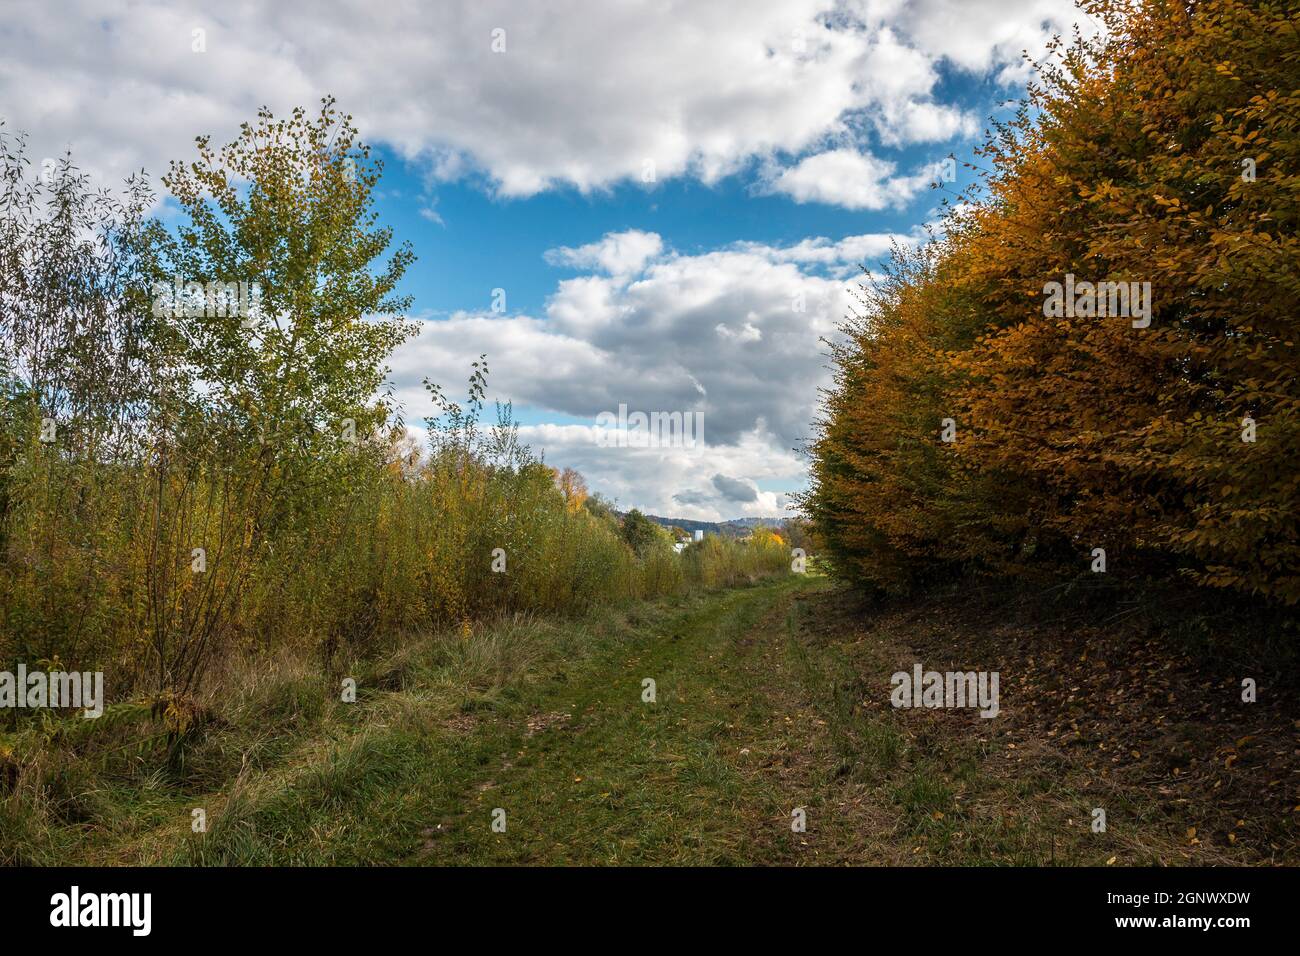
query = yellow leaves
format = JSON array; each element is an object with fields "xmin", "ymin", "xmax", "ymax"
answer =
[
  {"xmin": 151, "ymin": 691, "xmax": 201, "ymax": 736},
  {"xmin": 808, "ymin": 0, "xmax": 1297, "ymax": 604}
]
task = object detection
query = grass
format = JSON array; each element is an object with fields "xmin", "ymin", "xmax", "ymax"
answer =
[{"xmin": 3, "ymin": 571, "xmax": 1291, "ymax": 866}]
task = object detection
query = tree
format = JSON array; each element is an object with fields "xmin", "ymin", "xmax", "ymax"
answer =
[
  {"xmin": 803, "ymin": 0, "xmax": 1299, "ymax": 605},
  {"xmin": 142, "ymin": 98, "xmax": 421, "ymax": 689},
  {"xmin": 556, "ymin": 467, "xmax": 589, "ymax": 514},
  {"xmin": 0, "ymin": 124, "xmax": 166, "ymax": 460},
  {"xmin": 620, "ymin": 509, "xmax": 662, "ymax": 558},
  {"xmin": 159, "ymin": 96, "xmax": 416, "ymax": 481},
  {"xmin": 584, "ymin": 492, "xmax": 618, "ymax": 525}
]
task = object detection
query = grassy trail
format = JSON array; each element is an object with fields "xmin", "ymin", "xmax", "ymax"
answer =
[
  {"xmin": 413, "ymin": 574, "xmax": 836, "ymax": 865},
  {"xmin": 56, "ymin": 573, "xmax": 889, "ymax": 866},
  {"xmin": 34, "ymin": 575, "xmax": 829, "ymax": 865},
  {"xmin": 17, "ymin": 571, "xmax": 1278, "ymax": 866}
]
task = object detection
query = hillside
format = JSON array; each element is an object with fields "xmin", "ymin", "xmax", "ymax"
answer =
[{"xmin": 634, "ymin": 514, "xmax": 789, "ymax": 538}]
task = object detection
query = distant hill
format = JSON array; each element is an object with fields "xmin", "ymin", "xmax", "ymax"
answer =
[
  {"xmin": 719, "ymin": 517, "xmax": 786, "ymax": 529},
  {"xmin": 624, "ymin": 513, "xmax": 788, "ymax": 538}
]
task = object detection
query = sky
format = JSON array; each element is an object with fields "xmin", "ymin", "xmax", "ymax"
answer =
[{"xmin": 0, "ymin": 0, "xmax": 1099, "ymax": 520}]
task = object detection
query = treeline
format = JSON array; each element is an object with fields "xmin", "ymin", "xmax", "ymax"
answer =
[
  {"xmin": 803, "ymin": 0, "xmax": 1297, "ymax": 605},
  {"xmin": 0, "ymin": 99, "xmax": 789, "ymax": 712}
]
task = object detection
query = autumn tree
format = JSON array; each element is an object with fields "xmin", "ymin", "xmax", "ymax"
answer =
[
  {"xmin": 804, "ymin": 0, "xmax": 1298, "ymax": 604},
  {"xmin": 160, "ymin": 97, "xmax": 415, "ymax": 473},
  {"xmin": 144, "ymin": 98, "xmax": 419, "ymax": 688},
  {"xmin": 556, "ymin": 467, "xmax": 589, "ymax": 513}
]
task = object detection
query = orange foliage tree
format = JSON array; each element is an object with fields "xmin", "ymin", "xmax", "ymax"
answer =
[{"xmin": 803, "ymin": 0, "xmax": 1298, "ymax": 604}]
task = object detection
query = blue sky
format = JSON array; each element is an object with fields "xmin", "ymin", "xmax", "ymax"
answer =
[
  {"xmin": 378, "ymin": 146, "xmax": 948, "ymax": 319},
  {"xmin": 376, "ymin": 57, "xmax": 1010, "ymax": 319},
  {"xmin": 1, "ymin": 0, "xmax": 1095, "ymax": 519}
]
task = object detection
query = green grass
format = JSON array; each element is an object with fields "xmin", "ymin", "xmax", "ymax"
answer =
[
  {"xmin": 3, "ymin": 571, "xmax": 1264, "ymax": 866},
  {"xmin": 3, "ymin": 575, "xmax": 819, "ymax": 864}
]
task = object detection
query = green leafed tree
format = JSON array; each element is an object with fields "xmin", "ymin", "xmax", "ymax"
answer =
[
  {"xmin": 158, "ymin": 96, "xmax": 417, "ymax": 469},
  {"xmin": 621, "ymin": 508, "xmax": 663, "ymax": 558}
]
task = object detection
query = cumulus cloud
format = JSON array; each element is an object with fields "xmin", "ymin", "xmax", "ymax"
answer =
[
  {"xmin": 711, "ymin": 474, "xmax": 760, "ymax": 503},
  {"xmin": 865, "ymin": 0, "xmax": 1098, "ymax": 83},
  {"xmin": 388, "ymin": 228, "xmax": 913, "ymax": 518},
  {"xmin": 763, "ymin": 147, "xmax": 946, "ymax": 210},
  {"xmin": 515, "ymin": 420, "xmax": 802, "ymax": 521},
  {"xmin": 748, "ymin": 232, "xmax": 914, "ymax": 266},
  {"xmin": 672, "ymin": 489, "xmax": 713, "ymax": 507},
  {"xmin": 871, "ymin": 101, "xmax": 980, "ymax": 147},
  {"xmin": 0, "ymin": 0, "xmax": 1094, "ymax": 201},
  {"xmin": 0, "ymin": 1, "xmax": 1098, "ymax": 519},
  {"xmin": 715, "ymin": 319, "xmax": 763, "ymax": 344},
  {"xmin": 543, "ymin": 230, "xmax": 664, "ymax": 277}
]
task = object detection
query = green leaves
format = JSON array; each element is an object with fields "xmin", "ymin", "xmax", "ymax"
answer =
[{"xmin": 160, "ymin": 96, "xmax": 417, "ymax": 463}]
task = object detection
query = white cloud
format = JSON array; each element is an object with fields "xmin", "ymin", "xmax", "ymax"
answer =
[
  {"xmin": 763, "ymin": 147, "xmax": 944, "ymax": 210},
  {"xmin": 0, "ymin": 1, "xmax": 1099, "ymax": 519},
  {"xmin": 872, "ymin": 101, "xmax": 980, "ymax": 146},
  {"xmin": 866, "ymin": 0, "xmax": 1096, "ymax": 81},
  {"xmin": 509, "ymin": 419, "xmax": 804, "ymax": 522},
  {"xmin": 756, "ymin": 231, "xmax": 916, "ymax": 265},
  {"xmin": 544, "ymin": 230, "xmax": 664, "ymax": 277},
  {"xmin": 388, "ymin": 228, "xmax": 917, "ymax": 517},
  {"xmin": 716, "ymin": 318, "xmax": 763, "ymax": 344},
  {"xmin": 0, "ymin": 0, "xmax": 1095, "ymax": 202}
]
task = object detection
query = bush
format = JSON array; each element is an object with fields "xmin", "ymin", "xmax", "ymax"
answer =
[{"xmin": 0, "ymin": 101, "xmax": 795, "ymax": 724}]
